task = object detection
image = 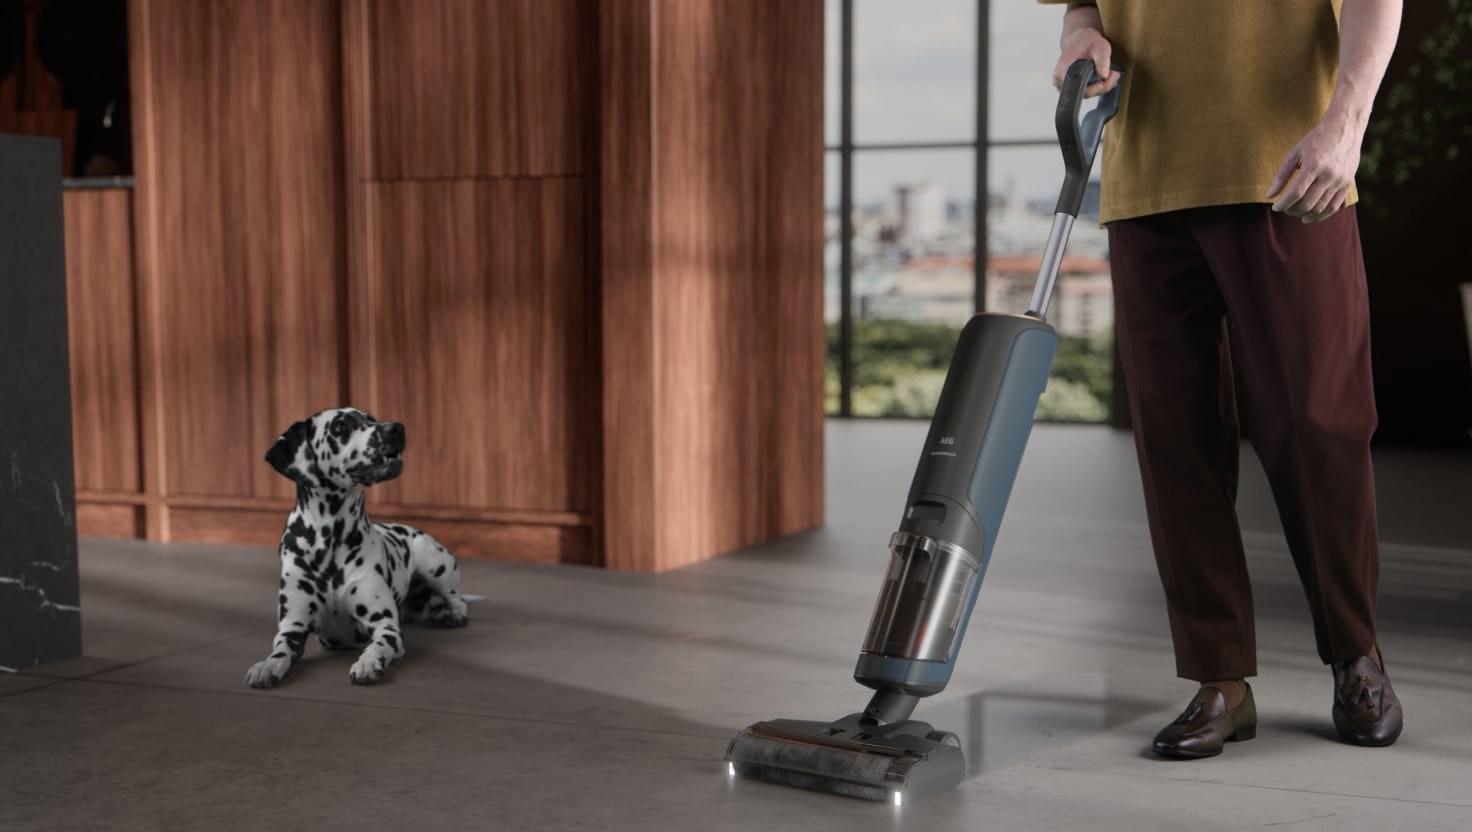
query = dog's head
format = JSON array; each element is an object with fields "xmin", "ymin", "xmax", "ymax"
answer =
[{"xmin": 264, "ymin": 408, "xmax": 407, "ymax": 491}]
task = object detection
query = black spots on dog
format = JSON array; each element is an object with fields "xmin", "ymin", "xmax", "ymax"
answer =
[
  {"xmin": 270, "ymin": 651, "xmax": 287, "ymax": 659},
  {"xmin": 289, "ymin": 516, "xmax": 317, "ymax": 547},
  {"xmin": 350, "ymin": 586, "xmax": 358, "ymax": 595},
  {"xmin": 382, "ymin": 633, "xmax": 399, "ymax": 650},
  {"xmin": 293, "ymin": 555, "xmax": 310, "ymax": 574},
  {"xmin": 345, "ymin": 528, "xmax": 363, "ymax": 548},
  {"xmin": 277, "ymin": 592, "xmax": 288, "ymax": 616},
  {"xmin": 308, "ymin": 601, "xmax": 318, "ymax": 614},
  {"xmin": 433, "ymin": 564, "xmax": 446, "ymax": 577},
  {"xmin": 355, "ymin": 604, "xmax": 368, "ymax": 617},
  {"xmin": 265, "ymin": 420, "xmax": 311, "ymax": 479},
  {"xmin": 296, "ymin": 579, "xmax": 314, "ymax": 594},
  {"xmin": 326, "ymin": 492, "xmax": 345, "ymax": 515},
  {"xmin": 283, "ymin": 630, "xmax": 307, "ymax": 659},
  {"xmin": 368, "ymin": 610, "xmax": 391, "ymax": 622},
  {"xmin": 279, "ymin": 577, "xmax": 286, "ymax": 589},
  {"xmin": 374, "ymin": 563, "xmax": 385, "ymax": 578}
]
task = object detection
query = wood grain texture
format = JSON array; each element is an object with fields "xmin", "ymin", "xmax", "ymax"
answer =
[
  {"xmin": 354, "ymin": 178, "xmax": 595, "ymax": 514},
  {"xmin": 348, "ymin": 0, "xmax": 589, "ymax": 179},
  {"xmin": 597, "ymin": 0, "xmax": 659, "ymax": 571},
  {"xmin": 600, "ymin": 0, "xmax": 825, "ymax": 571},
  {"xmin": 130, "ymin": 0, "xmax": 347, "ymax": 502},
  {"xmin": 76, "ymin": 504, "xmax": 144, "ymax": 539},
  {"xmin": 63, "ymin": 190, "xmax": 142, "ymax": 494},
  {"xmin": 651, "ymin": 0, "xmax": 825, "ymax": 569},
  {"xmin": 166, "ymin": 503, "xmax": 590, "ymax": 564}
]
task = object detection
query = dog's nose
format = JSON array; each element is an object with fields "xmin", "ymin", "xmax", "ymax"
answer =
[{"xmin": 383, "ymin": 422, "xmax": 405, "ymax": 452}]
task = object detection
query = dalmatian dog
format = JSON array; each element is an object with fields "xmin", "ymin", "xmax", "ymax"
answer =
[{"xmin": 245, "ymin": 408, "xmax": 468, "ymax": 688}]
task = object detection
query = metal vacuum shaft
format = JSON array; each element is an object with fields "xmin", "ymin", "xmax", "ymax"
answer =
[{"xmin": 726, "ymin": 59, "xmax": 1122, "ymax": 805}]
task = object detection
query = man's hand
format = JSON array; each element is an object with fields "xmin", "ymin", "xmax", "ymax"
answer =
[
  {"xmin": 1267, "ymin": 112, "xmax": 1365, "ymax": 224},
  {"xmin": 1267, "ymin": 0, "xmax": 1402, "ymax": 224},
  {"xmin": 1053, "ymin": 5, "xmax": 1119, "ymax": 98}
]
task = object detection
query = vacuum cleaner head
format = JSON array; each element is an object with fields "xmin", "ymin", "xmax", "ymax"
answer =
[{"xmin": 724, "ymin": 714, "xmax": 963, "ymax": 804}]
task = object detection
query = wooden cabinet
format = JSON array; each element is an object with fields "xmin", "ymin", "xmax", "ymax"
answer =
[
  {"xmin": 67, "ymin": 0, "xmax": 822, "ymax": 572},
  {"xmin": 348, "ymin": 0, "xmax": 591, "ymax": 179},
  {"xmin": 353, "ymin": 178, "xmax": 596, "ymax": 515}
]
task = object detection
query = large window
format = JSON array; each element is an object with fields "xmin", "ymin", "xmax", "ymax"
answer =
[{"xmin": 826, "ymin": 0, "xmax": 1114, "ymax": 422}]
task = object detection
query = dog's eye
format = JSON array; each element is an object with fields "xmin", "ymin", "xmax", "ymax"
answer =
[{"xmin": 331, "ymin": 417, "xmax": 350, "ymax": 438}]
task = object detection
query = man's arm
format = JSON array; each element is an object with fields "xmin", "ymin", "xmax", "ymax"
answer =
[
  {"xmin": 1052, "ymin": 3, "xmax": 1120, "ymax": 98},
  {"xmin": 1268, "ymin": 0, "xmax": 1403, "ymax": 223}
]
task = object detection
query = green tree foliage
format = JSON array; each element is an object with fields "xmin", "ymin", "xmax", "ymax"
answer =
[
  {"xmin": 1360, "ymin": 0, "xmax": 1472, "ymax": 204},
  {"xmin": 826, "ymin": 319, "xmax": 1113, "ymax": 421}
]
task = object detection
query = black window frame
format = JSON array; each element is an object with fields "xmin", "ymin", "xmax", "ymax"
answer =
[{"xmin": 828, "ymin": 0, "xmax": 1083, "ymax": 419}]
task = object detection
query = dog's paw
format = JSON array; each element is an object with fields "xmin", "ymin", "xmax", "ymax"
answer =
[
  {"xmin": 349, "ymin": 654, "xmax": 389, "ymax": 685},
  {"xmin": 432, "ymin": 595, "xmax": 470, "ymax": 628},
  {"xmin": 245, "ymin": 656, "xmax": 291, "ymax": 689}
]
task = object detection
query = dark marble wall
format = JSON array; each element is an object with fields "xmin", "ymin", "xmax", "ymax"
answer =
[{"xmin": 0, "ymin": 134, "xmax": 82, "ymax": 671}]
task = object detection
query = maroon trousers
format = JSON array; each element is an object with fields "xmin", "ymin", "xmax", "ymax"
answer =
[{"xmin": 1107, "ymin": 204, "xmax": 1380, "ymax": 681}]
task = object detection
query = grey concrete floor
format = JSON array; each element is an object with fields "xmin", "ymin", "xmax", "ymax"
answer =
[{"xmin": 2, "ymin": 422, "xmax": 1470, "ymax": 831}]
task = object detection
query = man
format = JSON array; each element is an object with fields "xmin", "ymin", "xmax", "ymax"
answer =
[{"xmin": 1040, "ymin": 0, "xmax": 1404, "ymax": 758}]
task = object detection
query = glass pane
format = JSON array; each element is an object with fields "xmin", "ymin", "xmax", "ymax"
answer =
[
  {"xmin": 825, "ymin": 0, "xmax": 842, "ymax": 146},
  {"xmin": 989, "ymin": 2, "xmax": 1068, "ymax": 141},
  {"xmin": 850, "ymin": 148, "xmax": 974, "ymax": 417},
  {"xmin": 987, "ymin": 144, "xmax": 1112, "ymax": 422},
  {"xmin": 854, "ymin": 0, "xmax": 976, "ymax": 145}
]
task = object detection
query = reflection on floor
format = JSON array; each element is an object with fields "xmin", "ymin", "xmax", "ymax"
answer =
[{"xmin": 2, "ymin": 422, "xmax": 1469, "ymax": 831}]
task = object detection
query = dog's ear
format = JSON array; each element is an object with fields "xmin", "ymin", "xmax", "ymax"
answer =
[{"xmin": 265, "ymin": 420, "xmax": 313, "ymax": 483}]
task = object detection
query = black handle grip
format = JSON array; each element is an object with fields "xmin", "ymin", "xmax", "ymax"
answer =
[{"xmin": 1054, "ymin": 59, "xmax": 1122, "ymax": 217}]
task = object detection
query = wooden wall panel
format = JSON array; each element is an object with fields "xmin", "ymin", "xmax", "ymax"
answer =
[
  {"xmin": 350, "ymin": 0, "xmax": 589, "ymax": 179},
  {"xmin": 355, "ymin": 178, "xmax": 595, "ymax": 514},
  {"xmin": 597, "ymin": 0, "xmax": 659, "ymax": 570},
  {"xmin": 600, "ymin": 0, "xmax": 825, "ymax": 571},
  {"xmin": 166, "ymin": 503, "xmax": 589, "ymax": 564},
  {"xmin": 63, "ymin": 190, "xmax": 141, "ymax": 494},
  {"xmin": 76, "ymin": 504, "xmax": 145, "ymax": 539},
  {"xmin": 130, "ymin": 0, "xmax": 347, "ymax": 503},
  {"xmin": 651, "ymin": 0, "xmax": 825, "ymax": 568}
]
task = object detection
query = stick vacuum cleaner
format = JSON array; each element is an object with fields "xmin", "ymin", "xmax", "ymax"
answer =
[{"xmin": 724, "ymin": 59, "xmax": 1122, "ymax": 804}]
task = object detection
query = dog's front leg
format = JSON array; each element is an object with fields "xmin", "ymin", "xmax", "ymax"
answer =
[
  {"xmin": 348, "ymin": 584, "xmax": 405, "ymax": 685},
  {"xmin": 245, "ymin": 566, "xmax": 318, "ymax": 688}
]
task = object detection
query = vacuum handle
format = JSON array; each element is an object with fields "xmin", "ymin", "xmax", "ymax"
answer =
[
  {"xmin": 1053, "ymin": 59, "xmax": 1122, "ymax": 218},
  {"xmin": 1028, "ymin": 61, "xmax": 1122, "ymax": 319}
]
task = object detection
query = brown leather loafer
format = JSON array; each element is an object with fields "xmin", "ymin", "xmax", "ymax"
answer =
[
  {"xmin": 1152, "ymin": 684, "xmax": 1257, "ymax": 759},
  {"xmin": 1333, "ymin": 650, "xmax": 1403, "ymax": 747}
]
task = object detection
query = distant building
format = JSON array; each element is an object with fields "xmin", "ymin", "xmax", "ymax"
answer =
[
  {"xmin": 986, "ymin": 254, "xmax": 1113, "ymax": 338},
  {"xmin": 858, "ymin": 253, "xmax": 1114, "ymax": 339},
  {"xmin": 895, "ymin": 183, "xmax": 946, "ymax": 242}
]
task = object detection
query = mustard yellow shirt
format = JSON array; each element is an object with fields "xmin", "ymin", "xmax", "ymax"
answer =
[{"xmin": 1038, "ymin": 0, "xmax": 1355, "ymax": 222}]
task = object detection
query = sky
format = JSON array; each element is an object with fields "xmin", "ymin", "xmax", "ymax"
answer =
[{"xmin": 825, "ymin": 0, "xmax": 1094, "ymax": 207}]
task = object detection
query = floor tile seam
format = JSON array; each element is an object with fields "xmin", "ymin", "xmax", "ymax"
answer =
[
  {"xmin": 0, "ymin": 676, "xmax": 73, "ymax": 700},
  {"xmin": 37, "ymin": 674, "xmax": 738, "ymax": 744},
  {"xmin": 1034, "ymin": 763, "xmax": 1472, "ymax": 809},
  {"xmin": 5, "ymin": 630, "xmax": 260, "ymax": 683}
]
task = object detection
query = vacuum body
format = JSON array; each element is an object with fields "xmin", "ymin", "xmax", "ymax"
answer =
[
  {"xmin": 726, "ymin": 59, "xmax": 1122, "ymax": 804},
  {"xmin": 855, "ymin": 314, "xmax": 1057, "ymax": 698}
]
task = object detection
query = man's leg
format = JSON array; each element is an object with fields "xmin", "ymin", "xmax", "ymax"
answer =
[
  {"xmin": 1192, "ymin": 204, "xmax": 1379, "ymax": 665},
  {"xmin": 1109, "ymin": 211, "xmax": 1256, "ymax": 682}
]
